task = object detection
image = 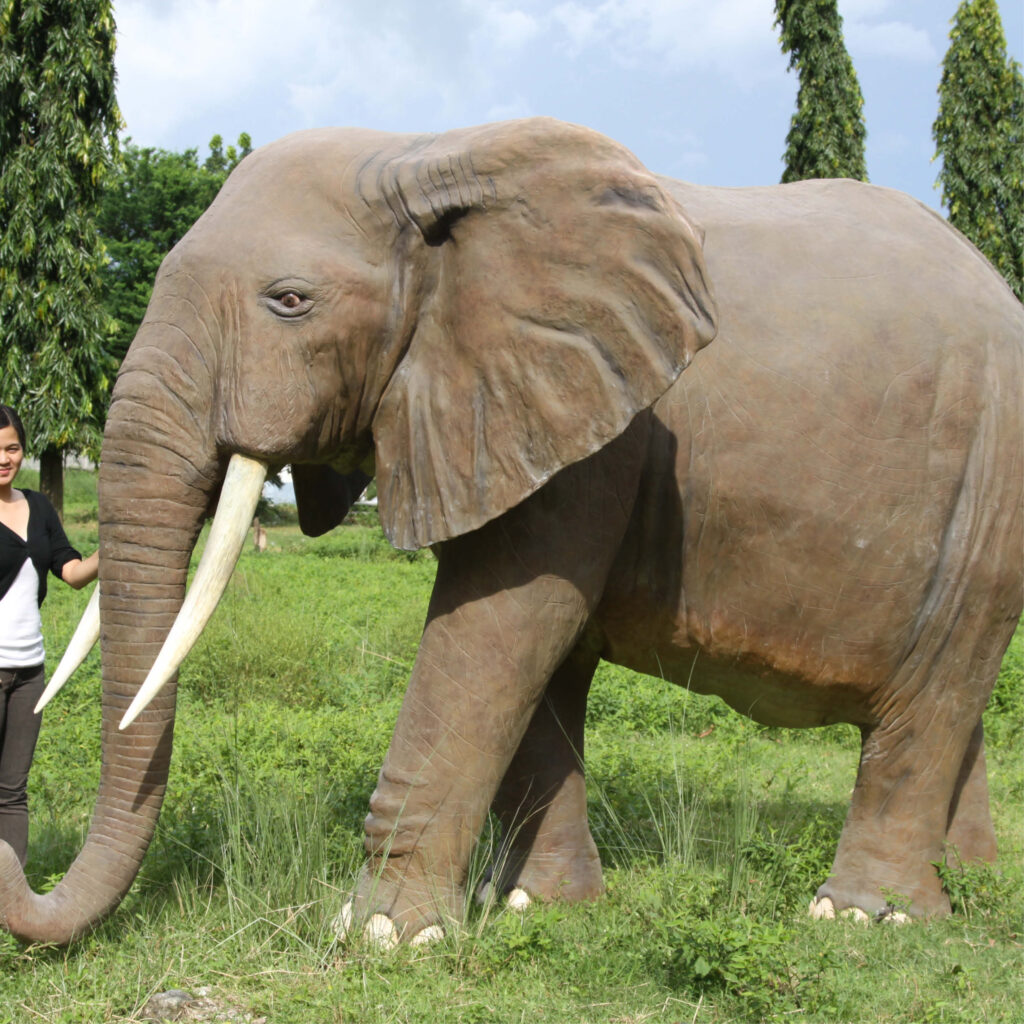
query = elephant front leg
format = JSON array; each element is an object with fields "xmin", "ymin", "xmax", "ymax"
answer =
[
  {"xmin": 346, "ymin": 431, "xmax": 645, "ymax": 942},
  {"xmin": 481, "ymin": 630, "xmax": 604, "ymax": 907},
  {"xmin": 353, "ymin": 555, "xmax": 604, "ymax": 941}
]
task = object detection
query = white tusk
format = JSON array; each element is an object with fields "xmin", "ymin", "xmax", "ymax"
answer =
[
  {"xmin": 35, "ymin": 586, "xmax": 101, "ymax": 713},
  {"xmin": 119, "ymin": 454, "xmax": 268, "ymax": 730}
]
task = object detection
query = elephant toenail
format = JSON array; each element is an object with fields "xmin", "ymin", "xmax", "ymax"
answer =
[
  {"xmin": 364, "ymin": 913, "xmax": 399, "ymax": 948},
  {"xmin": 808, "ymin": 896, "xmax": 836, "ymax": 920},
  {"xmin": 410, "ymin": 924, "xmax": 445, "ymax": 946},
  {"xmin": 840, "ymin": 906, "xmax": 870, "ymax": 923},
  {"xmin": 332, "ymin": 901, "xmax": 354, "ymax": 939},
  {"xmin": 507, "ymin": 888, "xmax": 531, "ymax": 910}
]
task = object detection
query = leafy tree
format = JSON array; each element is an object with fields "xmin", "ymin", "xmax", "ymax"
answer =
[
  {"xmin": 99, "ymin": 133, "xmax": 252, "ymax": 361},
  {"xmin": 202, "ymin": 132, "xmax": 252, "ymax": 176},
  {"xmin": 933, "ymin": 0, "xmax": 1023, "ymax": 300},
  {"xmin": 0, "ymin": 0, "xmax": 121, "ymax": 516},
  {"xmin": 775, "ymin": 0, "xmax": 868, "ymax": 183}
]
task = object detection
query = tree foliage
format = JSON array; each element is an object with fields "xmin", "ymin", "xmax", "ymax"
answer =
[
  {"xmin": 0, "ymin": 0, "xmax": 121, "ymax": 473},
  {"xmin": 933, "ymin": 0, "xmax": 1023, "ymax": 301},
  {"xmin": 775, "ymin": 0, "xmax": 868, "ymax": 183},
  {"xmin": 98, "ymin": 133, "xmax": 252, "ymax": 361}
]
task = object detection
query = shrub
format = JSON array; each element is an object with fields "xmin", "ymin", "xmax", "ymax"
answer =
[
  {"xmin": 657, "ymin": 912, "xmax": 841, "ymax": 1021},
  {"xmin": 740, "ymin": 813, "xmax": 841, "ymax": 914},
  {"xmin": 935, "ymin": 850, "xmax": 1019, "ymax": 923}
]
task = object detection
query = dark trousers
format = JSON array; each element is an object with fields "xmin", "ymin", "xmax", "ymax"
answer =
[{"xmin": 0, "ymin": 663, "xmax": 45, "ymax": 866}]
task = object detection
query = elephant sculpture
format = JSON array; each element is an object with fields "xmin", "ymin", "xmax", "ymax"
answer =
[{"xmin": 1, "ymin": 118, "xmax": 1020, "ymax": 946}]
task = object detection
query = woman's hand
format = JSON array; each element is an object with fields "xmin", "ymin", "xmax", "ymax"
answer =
[{"xmin": 62, "ymin": 550, "xmax": 98, "ymax": 590}]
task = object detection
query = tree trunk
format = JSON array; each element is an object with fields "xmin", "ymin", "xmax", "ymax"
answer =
[{"xmin": 39, "ymin": 446, "xmax": 64, "ymax": 522}]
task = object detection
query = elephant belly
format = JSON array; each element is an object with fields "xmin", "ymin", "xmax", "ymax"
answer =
[
  {"xmin": 595, "ymin": 459, "xmax": 922, "ymax": 730},
  {"xmin": 595, "ymin": 625, "xmax": 875, "ymax": 728}
]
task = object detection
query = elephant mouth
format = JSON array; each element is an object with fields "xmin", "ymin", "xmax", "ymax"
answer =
[{"xmin": 38, "ymin": 454, "xmax": 269, "ymax": 726}]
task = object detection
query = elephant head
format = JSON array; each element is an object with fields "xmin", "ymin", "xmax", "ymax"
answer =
[{"xmin": 0, "ymin": 118, "xmax": 715, "ymax": 944}]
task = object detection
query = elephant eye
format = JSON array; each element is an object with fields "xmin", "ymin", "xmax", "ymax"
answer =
[{"xmin": 265, "ymin": 288, "xmax": 314, "ymax": 318}]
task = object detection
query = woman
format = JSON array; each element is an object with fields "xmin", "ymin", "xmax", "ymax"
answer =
[{"xmin": 0, "ymin": 404, "xmax": 97, "ymax": 865}]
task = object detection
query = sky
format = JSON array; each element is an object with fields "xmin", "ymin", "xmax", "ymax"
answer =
[{"xmin": 112, "ymin": 0, "xmax": 1023, "ymax": 212}]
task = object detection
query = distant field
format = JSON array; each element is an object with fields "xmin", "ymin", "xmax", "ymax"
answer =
[{"xmin": 2, "ymin": 469, "xmax": 1021, "ymax": 1023}]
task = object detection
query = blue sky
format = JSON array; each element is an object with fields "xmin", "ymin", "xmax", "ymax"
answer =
[{"xmin": 113, "ymin": 0, "xmax": 1023, "ymax": 210}]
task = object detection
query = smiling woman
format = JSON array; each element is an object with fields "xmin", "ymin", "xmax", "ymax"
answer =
[{"xmin": 0, "ymin": 405, "xmax": 98, "ymax": 867}]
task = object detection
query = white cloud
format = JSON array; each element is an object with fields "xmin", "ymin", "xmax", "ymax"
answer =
[
  {"xmin": 109, "ymin": 0, "xmax": 1011, "ymax": 207},
  {"xmin": 839, "ymin": 0, "xmax": 892, "ymax": 17},
  {"xmin": 845, "ymin": 20, "xmax": 937, "ymax": 62},
  {"xmin": 286, "ymin": 25, "xmax": 443, "ymax": 126},
  {"xmin": 550, "ymin": 2, "xmax": 599, "ymax": 53},
  {"xmin": 841, "ymin": 2, "xmax": 939, "ymax": 63},
  {"xmin": 116, "ymin": 0, "xmax": 320, "ymax": 139},
  {"xmin": 549, "ymin": 0, "xmax": 780, "ymax": 79},
  {"xmin": 116, "ymin": 0, "xmax": 490, "ymax": 143},
  {"xmin": 472, "ymin": 3, "xmax": 540, "ymax": 50}
]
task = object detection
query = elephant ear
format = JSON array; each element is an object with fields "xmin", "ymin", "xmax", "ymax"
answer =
[
  {"xmin": 372, "ymin": 118, "xmax": 717, "ymax": 550},
  {"xmin": 292, "ymin": 465, "xmax": 372, "ymax": 538}
]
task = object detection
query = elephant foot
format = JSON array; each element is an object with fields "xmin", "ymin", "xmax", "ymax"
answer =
[
  {"xmin": 479, "ymin": 834, "xmax": 605, "ymax": 908},
  {"xmin": 812, "ymin": 854, "xmax": 950, "ymax": 922},
  {"xmin": 808, "ymin": 895, "xmax": 910, "ymax": 925},
  {"xmin": 334, "ymin": 855, "xmax": 465, "ymax": 947},
  {"xmin": 333, "ymin": 901, "xmax": 446, "ymax": 948}
]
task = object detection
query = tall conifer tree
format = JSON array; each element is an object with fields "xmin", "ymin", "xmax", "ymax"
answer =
[
  {"xmin": 933, "ymin": 0, "xmax": 1023, "ymax": 300},
  {"xmin": 775, "ymin": 0, "xmax": 868, "ymax": 182},
  {"xmin": 0, "ymin": 0, "xmax": 121, "ymax": 517}
]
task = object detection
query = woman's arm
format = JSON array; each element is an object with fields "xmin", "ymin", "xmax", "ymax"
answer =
[{"xmin": 61, "ymin": 550, "xmax": 98, "ymax": 590}]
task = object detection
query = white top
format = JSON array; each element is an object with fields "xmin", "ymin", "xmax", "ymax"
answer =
[{"xmin": 0, "ymin": 557, "xmax": 45, "ymax": 667}]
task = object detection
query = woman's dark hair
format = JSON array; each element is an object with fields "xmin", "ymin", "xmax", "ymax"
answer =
[{"xmin": 0, "ymin": 405, "xmax": 27, "ymax": 450}]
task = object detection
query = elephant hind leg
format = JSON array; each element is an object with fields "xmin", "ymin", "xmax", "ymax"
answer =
[
  {"xmin": 814, "ymin": 412, "xmax": 1021, "ymax": 921},
  {"xmin": 813, "ymin": 707, "xmax": 967, "ymax": 921},
  {"xmin": 482, "ymin": 628, "xmax": 604, "ymax": 905},
  {"xmin": 944, "ymin": 721, "xmax": 997, "ymax": 864},
  {"xmin": 814, "ymin": 611, "xmax": 1016, "ymax": 921}
]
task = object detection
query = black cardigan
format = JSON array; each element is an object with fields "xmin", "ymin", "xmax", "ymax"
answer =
[{"xmin": 0, "ymin": 490, "xmax": 81, "ymax": 607}]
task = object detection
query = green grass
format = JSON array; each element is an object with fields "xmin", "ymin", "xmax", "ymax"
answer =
[{"xmin": 1, "ymin": 475, "xmax": 1021, "ymax": 1023}]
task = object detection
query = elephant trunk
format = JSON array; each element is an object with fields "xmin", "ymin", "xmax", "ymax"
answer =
[{"xmin": 0, "ymin": 327, "xmax": 224, "ymax": 944}]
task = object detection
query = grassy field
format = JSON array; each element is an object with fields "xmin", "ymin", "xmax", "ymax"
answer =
[{"xmin": 1, "ymin": 469, "xmax": 1021, "ymax": 1023}]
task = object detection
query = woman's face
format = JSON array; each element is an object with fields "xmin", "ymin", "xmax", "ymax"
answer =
[{"xmin": 0, "ymin": 424, "xmax": 25, "ymax": 489}]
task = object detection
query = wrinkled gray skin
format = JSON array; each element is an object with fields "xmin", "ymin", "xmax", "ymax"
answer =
[{"xmin": 0, "ymin": 118, "xmax": 1020, "ymax": 945}]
